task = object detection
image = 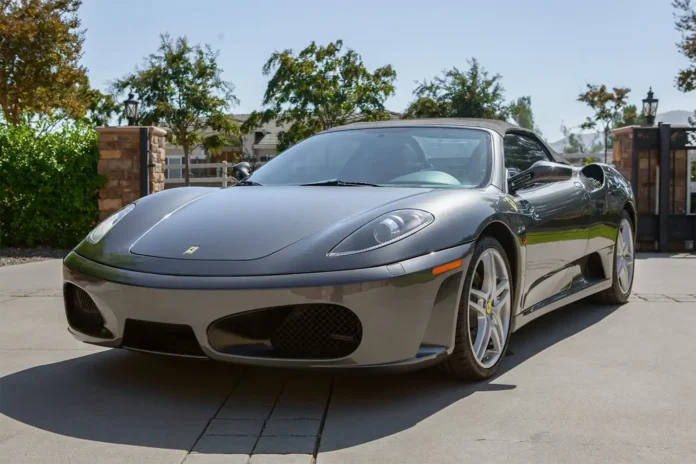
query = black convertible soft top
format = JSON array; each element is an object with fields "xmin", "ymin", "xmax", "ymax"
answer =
[
  {"xmin": 327, "ymin": 117, "xmax": 518, "ymax": 136},
  {"xmin": 325, "ymin": 117, "xmax": 569, "ymax": 165}
]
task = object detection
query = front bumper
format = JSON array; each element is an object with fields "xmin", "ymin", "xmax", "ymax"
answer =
[{"xmin": 62, "ymin": 243, "xmax": 473, "ymax": 369}]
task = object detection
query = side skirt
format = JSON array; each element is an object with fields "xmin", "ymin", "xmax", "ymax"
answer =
[{"xmin": 510, "ymin": 278, "xmax": 612, "ymax": 332}]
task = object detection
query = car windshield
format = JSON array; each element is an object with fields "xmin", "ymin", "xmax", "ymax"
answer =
[{"xmin": 246, "ymin": 127, "xmax": 493, "ymax": 188}]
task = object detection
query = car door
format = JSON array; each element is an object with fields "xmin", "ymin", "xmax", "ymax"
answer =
[{"xmin": 504, "ymin": 132, "xmax": 592, "ymax": 310}]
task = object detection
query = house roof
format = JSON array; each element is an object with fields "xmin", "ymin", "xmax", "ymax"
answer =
[{"xmin": 254, "ymin": 133, "xmax": 279, "ymax": 148}]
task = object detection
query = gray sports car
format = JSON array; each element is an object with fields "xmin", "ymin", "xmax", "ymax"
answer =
[{"xmin": 62, "ymin": 118, "xmax": 636, "ymax": 380}]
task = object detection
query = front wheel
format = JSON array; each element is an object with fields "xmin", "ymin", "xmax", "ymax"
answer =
[{"xmin": 440, "ymin": 236, "xmax": 513, "ymax": 381}]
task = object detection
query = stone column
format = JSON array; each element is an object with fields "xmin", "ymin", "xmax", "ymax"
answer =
[
  {"xmin": 148, "ymin": 127, "xmax": 167, "ymax": 194},
  {"xmin": 96, "ymin": 126, "xmax": 167, "ymax": 221},
  {"xmin": 612, "ymin": 126, "xmax": 633, "ymax": 181},
  {"xmin": 672, "ymin": 148, "xmax": 688, "ymax": 215},
  {"xmin": 612, "ymin": 126, "xmax": 659, "ymax": 215}
]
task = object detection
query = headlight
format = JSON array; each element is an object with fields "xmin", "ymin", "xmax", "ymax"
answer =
[
  {"xmin": 87, "ymin": 203, "xmax": 135, "ymax": 244},
  {"xmin": 328, "ymin": 209, "xmax": 434, "ymax": 257}
]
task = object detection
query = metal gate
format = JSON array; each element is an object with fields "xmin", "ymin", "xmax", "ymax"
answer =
[
  {"xmin": 688, "ymin": 150, "xmax": 696, "ymax": 215},
  {"xmin": 630, "ymin": 124, "xmax": 696, "ymax": 251}
]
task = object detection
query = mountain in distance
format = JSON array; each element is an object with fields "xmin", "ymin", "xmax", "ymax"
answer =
[{"xmin": 549, "ymin": 110, "xmax": 693, "ymax": 153}]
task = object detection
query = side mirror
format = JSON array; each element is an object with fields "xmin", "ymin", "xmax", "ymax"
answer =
[
  {"xmin": 508, "ymin": 160, "xmax": 573, "ymax": 193},
  {"xmin": 231, "ymin": 162, "xmax": 251, "ymax": 180}
]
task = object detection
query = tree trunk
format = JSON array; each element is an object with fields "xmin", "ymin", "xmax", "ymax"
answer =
[
  {"xmin": 183, "ymin": 142, "xmax": 191, "ymax": 186},
  {"xmin": 604, "ymin": 126, "xmax": 609, "ymax": 164}
]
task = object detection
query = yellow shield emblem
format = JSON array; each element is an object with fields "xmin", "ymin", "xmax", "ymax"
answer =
[
  {"xmin": 183, "ymin": 246, "xmax": 199, "ymax": 255},
  {"xmin": 504, "ymin": 196, "xmax": 518, "ymax": 212}
]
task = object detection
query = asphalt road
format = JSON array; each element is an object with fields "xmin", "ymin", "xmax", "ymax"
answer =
[{"xmin": 1, "ymin": 254, "xmax": 695, "ymax": 464}]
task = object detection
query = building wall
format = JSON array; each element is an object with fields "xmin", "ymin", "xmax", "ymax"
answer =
[{"xmin": 164, "ymin": 115, "xmax": 289, "ymax": 166}]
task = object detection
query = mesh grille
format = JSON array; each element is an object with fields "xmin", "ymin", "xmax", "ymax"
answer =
[
  {"xmin": 64, "ymin": 284, "xmax": 106, "ymax": 337},
  {"xmin": 270, "ymin": 305, "xmax": 362, "ymax": 359},
  {"xmin": 122, "ymin": 319, "xmax": 206, "ymax": 357}
]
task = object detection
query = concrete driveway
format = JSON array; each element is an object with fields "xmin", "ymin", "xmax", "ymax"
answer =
[{"xmin": 1, "ymin": 254, "xmax": 695, "ymax": 464}]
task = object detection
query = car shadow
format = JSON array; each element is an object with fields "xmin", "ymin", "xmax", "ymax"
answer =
[
  {"xmin": 0, "ymin": 301, "xmax": 619, "ymax": 453},
  {"xmin": 635, "ymin": 252, "xmax": 695, "ymax": 260}
]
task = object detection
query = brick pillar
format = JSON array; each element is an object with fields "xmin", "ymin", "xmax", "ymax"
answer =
[
  {"xmin": 148, "ymin": 127, "xmax": 167, "ymax": 194},
  {"xmin": 612, "ymin": 127, "xmax": 633, "ymax": 181},
  {"xmin": 96, "ymin": 126, "xmax": 167, "ymax": 221},
  {"xmin": 672, "ymin": 149, "xmax": 688, "ymax": 215},
  {"xmin": 612, "ymin": 126, "xmax": 664, "ymax": 215}
]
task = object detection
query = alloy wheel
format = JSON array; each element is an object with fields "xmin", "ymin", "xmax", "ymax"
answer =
[
  {"xmin": 616, "ymin": 218, "xmax": 635, "ymax": 294},
  {"xmin": 468, "ymin": 248, "xmax": 512, "ymax": 368}
]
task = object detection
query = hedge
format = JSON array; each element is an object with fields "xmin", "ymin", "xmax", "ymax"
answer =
[{"xmin": 0, "ymin": 122, "xmax": 105, "ymax": 248}]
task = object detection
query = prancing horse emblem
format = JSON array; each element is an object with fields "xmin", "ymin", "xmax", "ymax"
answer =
[{"xmin": 183, "ymin": 246, "xmax": 199, "ymax": 255}]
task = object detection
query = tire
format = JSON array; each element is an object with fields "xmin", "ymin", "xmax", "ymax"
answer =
[
  {"xmin": 594, "ymin": 210, "xmax": 635, "ymax": 304},
  {"xmin": 440, "ymin": 236, "xmax": 513, "ymax": 381}
]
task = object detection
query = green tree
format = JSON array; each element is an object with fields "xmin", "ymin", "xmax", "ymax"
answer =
[
  {"xmin": 560, "ymin": 123, "xmax": 603, "ymax": 154},
  {"xmin": 112, "ymin": 34, "xmax": 239, "ymax": 185},
  {"xmin": 508, "ymin": 95, "xmax": 541, "ymax": 134},
  {"xmin": 0, "ymin": 0, "xmax": 95, "ymax": 125},
  {"xmin": 673, "ymin": 0, "xmax": 696, "ymax": 92},
  {"xmin": 242, "ymin": 40, "xmax": 396, "ymax": 152},
  {"xmin": 577, "ymin": 84, "xmax": 630, "ymax": 163},
  {"xmin": 402, "ymin": 96, "xmax": 449, "ymax": 119},
  {"xmin": 613, "ymin": 104, "xmax": 642, "ymax": 128},
  {"xmin": 403, "ymin": 58, "xmax": 508, "ymax": 120},
  {"xmin": 80, "ymin": 88, "xmax": 120, "ymax": 127}
]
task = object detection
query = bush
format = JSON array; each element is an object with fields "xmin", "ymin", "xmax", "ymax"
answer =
[{"xmin": 0, "ymin": 121, "xmax": 105, "ymax": 247}]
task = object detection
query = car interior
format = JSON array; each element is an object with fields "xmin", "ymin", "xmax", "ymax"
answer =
[{"xmin": 336, "ymin": 132, "xmax": 492, "ymax": 187}]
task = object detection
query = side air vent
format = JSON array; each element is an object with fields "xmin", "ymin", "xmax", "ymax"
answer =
[{"xmin": 63, "ymin": 283, "xmax": 112, "ymax": 338}]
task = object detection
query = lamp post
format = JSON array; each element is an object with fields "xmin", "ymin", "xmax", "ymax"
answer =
[
  {"xmin": 124, "ymin": 93, "xmax": 139, "ymax": 126},
  {"xmin": 642, "ymin": 88, "xmax": 658, "ymax": 126}
]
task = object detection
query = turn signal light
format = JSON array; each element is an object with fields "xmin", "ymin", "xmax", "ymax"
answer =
[{"xmin": 432, "ymin": 259, "xmax": 463, "ymax": 275}]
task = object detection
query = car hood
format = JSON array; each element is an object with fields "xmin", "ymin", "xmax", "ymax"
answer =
[{"xmin": 129, "ymin": 186, "xmax": 432, "ymax": 261}]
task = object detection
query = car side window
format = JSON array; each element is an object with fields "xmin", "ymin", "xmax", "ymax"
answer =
[{"xmin": 503, "ymin": 133, "xmax": 551, "ymax": 172}]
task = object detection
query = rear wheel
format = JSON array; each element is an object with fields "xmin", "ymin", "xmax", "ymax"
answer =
[
  {"xmin": 440, "ymin": 236, "xmax": 513, "ymax": 380},
  {"xmin": 594, "ymin": 210, "xmax": 635, "ymax": 304}
]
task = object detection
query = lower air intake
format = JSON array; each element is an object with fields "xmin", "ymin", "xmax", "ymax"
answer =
[
  {"xmin": 64, "ymin": 283, "xmax": 110, "ymax": 338},
  {"xmin": 270, "ymin": 304, "xmax": 363, "ymax": 359},
  {"xmin": 122, "ymin": 319, "xmax": 206, "ymax": 357}
]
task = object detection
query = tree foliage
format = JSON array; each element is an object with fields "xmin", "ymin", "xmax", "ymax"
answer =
[
  {"xmin": 112, "ymin": 34, "xmax": 239, "ymax": 185},
  {"xmin": 0, "ymin": 0, "xmax": 94, "ymax": 125},
  {"xmin": 508, "ymin": 95, "xmax": 541, "ymax": 133},
  {"xmin": 242, "ymin": 40, "xmax": 397, "ymax": 152},
  {"xmin": 81, "ymin": 88, "xmax": 121, "ymax": 127},
  {"xmin": 577, "ymin": 84, "xmax": 630, "ymax": 161},
  {"xmin": 560, "ymin": 124, "xmax": 603, "ymax": 154},
  {"xmin": 403, "ymin": 59, "xmax": 508, "ymax": 120},
  {"xmin": 0, "ymin": 120, "xmax": 104, "ymax": 247},
  {"xmin": 613, "ymin": 104, "xmax": 642, "ymax": 128},
  {"xmin": 673, "ymin": 0, "xmax": 696, "ymax": 92},
  {"xmin": 578, "ymin": 84, "xmax": 631, "ymax": 131}
]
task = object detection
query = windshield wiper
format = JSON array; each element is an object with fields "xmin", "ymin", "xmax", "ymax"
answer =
[{"xmin": 299, "ymin": 179, "xmax": 381, "ymax": 187}]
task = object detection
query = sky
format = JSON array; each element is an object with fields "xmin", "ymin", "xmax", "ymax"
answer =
[{"xmin": 79, "ymin": 0, "xmax": 694, "ymax": 143}]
